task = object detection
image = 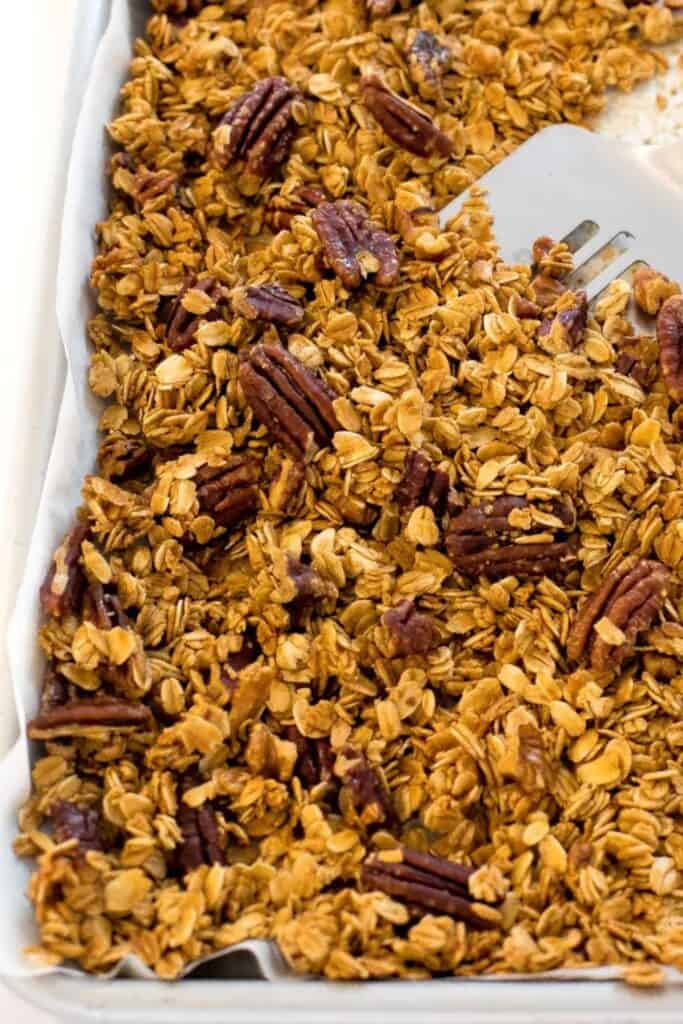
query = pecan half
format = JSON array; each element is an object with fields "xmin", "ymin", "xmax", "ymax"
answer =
[
  {"xmin": 538, "ymin": 291, "xmax": 588, "ymax": 350},
  {"xmin": 27, "ymin": 699, "xmax": 153, "ymax": 739},
  {"xmin": 286, "ymin": 725, "xmax": 335, "ymax": 788},
  {"xmin": 195, "ymin": 456, "xmax": 261, "ymax": 528},
  {"xmin": 231, "ymin": 283, "xmax": 304, "ymax": 327},
  {"xmin": 407, "ymin": 30, "xmax": 451, "ymax": 99},
  {"xmin": 567, "ymin": 556, "xmax": 670, "ymax": 671},
  {"xmin": 446, "ymin": 496, "xmax": 576, "ymax": 580},
  {"xmin": 239, "ymin": 343, "xmax": 339, "ymax": 460},
  {"xmin": 215, "ymin": 77, "xmax": 298, "ymax": 178},
  {"xmin": 178, "ymin": 803, "xmax": 225, "ymax": 872},
  {"xmin": 360, "ymin": 74, "xmax": 453, "ymax": 158},
  {"xmin": 657, "ymin": 295, "xmax": 683, "ymax": 402},
  {"xmin": 50, "ymin": 800, "xmax": 103, "ymax": 854},
  {"xmin": 340, "ymin": 749, "xmax": 394, "ymax": 828},
  {"xmin": 362, "ymin": 848, "xmax": 493, "ymax": 927},
  {"xmin": 395, "ymin": 449, "xmax": 450, "ymax": 516},
  {"xmin": 311, "ymin": 200, "xmax": 400, "ymax": 289},
  {"xmin": 166, "ymin": 276, "xmax": 227, "ymax": 353},
  {"xmin": 633, "ymin": 267, "xmax": 680, "ymax": 316},
  {"xmin": 265, "ymin": 185, "xmax": 327, "ymax": 231},
  {"xmin": 382, "ymin": 599, "xmax": 438, "ymax": 656},
  {"xmin": 40, "ymin": 524, "xmax": 88, "ymax": 618}
]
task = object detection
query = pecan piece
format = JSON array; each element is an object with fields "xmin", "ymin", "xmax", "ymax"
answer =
[
  {"xmin": 446, "ymin": 496, "xmax": 576, "ymax": 580},
  {"xmin": 98, "ymin": 436, "xmax": 152, "ymax": 482},
  {"xmin": 311, "ymin": 200, "xmax": 400, "ymax": 289},
  {"xmin": 195, "ymin": 456, "xmax": 261, "ymax": 528},
  {"xmin": 360, "ymin": 74, "xmax": 453, "ymax": 158},
  {"xmin": 166, "ymin": 276, "xmax": 227, "ymax": 353},
  {"xmin": 657, "ymin": 295, "xmax": 683, "ymax": 402},
  {"xmin": 633, "ymin": 267, "xmax": 680, "ymax": 316},
  {"xmin": 83, "ymin": 583, "xmax": 128, "ymax": 630},
  {"xmin": 382, "ymin": 599, "xmax": 438, "ymax": 656},
  {"xmin": 40, "ymin": 523, "xmax": 88, "ymax": 618},
  {"xmin": 269, "ymin": 457, "xmax": 306, "ymax": 514},
  {"xmin": 615, "ymin": 351, "xmax": 655, "ymax": 390},
  {"xmin": 286, "ymin": 726, "xmax": 335, "ymax": 788},
  {"xmin": 50, "ymin": 800, "xmax": 103, "ymax": 854},
  {"xmin": 178, "ymin": 803, "xmax": 225, "ymax": 872},
  {"xmin": 265, "ymin": 185, "xmax": 327, "ymax": 231},
  {"xmin": 511, "ymin": 295, "xmax": 542, "ymax": 320},
  {"xmin": 538, "ymin": 291, "xmax": 588, "ymax": 350},
  {"xmin": 531, "ymin": 273, "xmax": 566, "ymax": 309},
  {"xmin": 231, "ymin": 283, "xmax": 304, "ymax": 328},
  {"xmin": 531, "ymin": 235, "xmax": 572, "ymax": 278},
  {"xmin": 151, "ymin": 0, "xmax": 206, "ymax": 12},
  {"xmin": 40, "ymin": 665, "xmax": 71, "ymax": 713},
  {"xmin": 214, "ymin": 77, "xmax": 298, "ymax": 178},
  {"xmin": 567, "ymin": 556, "xmax": 670, "ymax": 671},
  {"xmin": 362, "ymin": 847, "xmax": 494, "ymax": 927},
  {"xmin": 407, "ymin": 30, "xmax": 451, "ymax": 99},
  {"xmin": 239, "ymin": 343, "xmax": 339, "ymax": 460},
  {"xmin": 27, "ymin": 699, "xmax": 153, "ymax": 738},
  {"xmin": 133, "ymin": 168, "xmax": 177, "ymax": 206},
  {"xmin": 366, "ymin": 0, "xmax": 397, "ymax": 14},
  {"xmin": 395, "ymin": 449, "xmax": 450, "ymax": 516},
  {"xmin": 340, "ymin": 749, "xmax": 394, "ymax": 828}
]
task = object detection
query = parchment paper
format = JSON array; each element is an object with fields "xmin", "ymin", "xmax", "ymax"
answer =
[{"xmin": 0, "ymin": 0, "xmax": 681, "ymax": 986}]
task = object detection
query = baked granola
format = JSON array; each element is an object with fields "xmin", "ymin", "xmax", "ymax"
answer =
[{"xmin": 14, "ymin": 0, "xmax": 683, "ymax": 984}]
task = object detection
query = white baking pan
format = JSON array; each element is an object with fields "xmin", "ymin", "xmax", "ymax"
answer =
[{"xmin": 2, "ymin": 1, "xmax": 683, "ymax": 1019}]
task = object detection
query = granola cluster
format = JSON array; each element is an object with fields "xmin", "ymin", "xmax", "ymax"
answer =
[{"xmin": 14, "ymin": 0, "xmax": 683, "ymax": 984}]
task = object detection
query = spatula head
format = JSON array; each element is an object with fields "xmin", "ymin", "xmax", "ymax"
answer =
[{"xmin": 439, "ymin": 125, "xmax": 683, "ymax": 303}]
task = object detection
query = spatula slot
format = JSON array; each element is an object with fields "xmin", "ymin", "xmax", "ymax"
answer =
[
  {"xmin": 569, "ymin": 231, "xmax": 634, "ymax": 289},
  {"xmin": 561, "ymin": 219, "xmax": 599, "ymax": 254}
]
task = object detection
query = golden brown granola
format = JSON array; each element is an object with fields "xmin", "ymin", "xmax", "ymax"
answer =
[{"xmin": 14, "ymin": 0, "xmax": 683, "ymax": 983}]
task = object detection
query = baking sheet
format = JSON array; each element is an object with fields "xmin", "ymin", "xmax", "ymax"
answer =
[{"xmin": 0, "ymin": 0, "xmax": 681, "ymax": 986}]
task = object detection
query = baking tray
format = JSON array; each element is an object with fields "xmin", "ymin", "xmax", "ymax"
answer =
[{"xmin": 3, "ymin": 1, "xmax": 683, "ymax": 1019}]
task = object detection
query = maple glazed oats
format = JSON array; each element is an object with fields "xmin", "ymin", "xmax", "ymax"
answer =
[{"xmin": 14, "ymin": 0, "xmax": 683, "ymax": 982}]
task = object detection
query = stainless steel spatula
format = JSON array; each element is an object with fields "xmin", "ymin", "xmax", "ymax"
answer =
[{"xmin": 439, "ymin": 124, "xmax": 683, "ymax": 303}]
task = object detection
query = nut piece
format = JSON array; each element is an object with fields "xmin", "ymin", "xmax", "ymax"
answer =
[
  {"xmin": 239, "ymin": 343, "xmax": 339, "ymax": 460},
  {"xmin": 151, "ymin": 0, "xmax": 205, "ymax": 12},
  {"xmin": 231, "ymin": 284, "xmax": 304, "ymax": 327},
  {"xmin": 98, "ymin": 436, "xmax": 152, "ymax": 482},
  {"xmin": 265, "ymin": 185, "xmax": 327, "ymax": 231},
  {"xmin": 446, "ymin": 496, "xmax": 576, "ymax": 580},
  {"xmin": 366, "ymin": 0, "xmax": 397, "ymax": 14},
  {"xmin": 362, "ymin": 847, "xmax": 495, "ymax": 927},
  {"xmin": 83, "ymin": 583, "xmax": 128, "ymax": 630},
  {"xmin": 311, "ymin": 200, "xmax": 400, "ymax": 289},
  {"xmin": 382, "ymin": 599, "xmax": 438, "ymax": 656},
  {"xmin": 633, "ymin": 267, "xmax": 680, "ymax": 316},
  {"xmin": 40, "ymin": 524, "xmax": 88, "ymax": 618},
  {"xmin": 166, "ymin": 277, "xmax": 227, "ymax": 352},
  {"xmin": 286, "ymin": 725, "xmax": 335, "ymax": 788},
  {"xmin": 407, "ymin": 30, "xmax": 451, "ymax": 99},
  {"xmin": 567, "ymin": 556, "xmax": 670, "ymax": 671},
  {"xmin": 50, "ymin": 800, "xmax": 103, "ymax": 854},
  {"xmin": 27, "ymin": 699, "xmax": 153, "ymax": 739},
  {"xmin": 195, "ymin": 457, "xmax": 261, "ymax": 528},
  {"xmin": 214, "ymin": 77, "xmax": 298, "ymax": 178},
  {"xmin": 269, "ymin": 457, "xmax": 306, "ymax": 514},
  {"xmin": 360, "ymin": 74, "xmax": 453, "ymax": 158},
  {"xmin": 538, "ymin": 291, "xmax": 588, "ymax": 350},
  {"xmin": 531, "ymin": 274, "xmax": 566, "ymax": 309},
  {"xmin": 340, "ymin": 749, "xmax": 394, "ymax": 828},
  {"xmin": 532, "ymin": 236, "xmax": 573, "ymax": 278},
  {"xmin": 178, "ymin": 804, "xmax": 225, "ymax": 872},
  {"xmin": 614, "ymin": 350, "xmax": 656, "ymax": 391},
  {"xmin": 657, "ymin": 294, "xmax": 683, "ymax": 401},
  {"xmin": 395, "ymin": 449, "xmax": 451, "ymax": 516}
]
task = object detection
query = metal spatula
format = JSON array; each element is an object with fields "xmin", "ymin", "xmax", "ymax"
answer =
[{"xmin": 439, "ymin": 124, "xmax": 683, "ymax": 305}]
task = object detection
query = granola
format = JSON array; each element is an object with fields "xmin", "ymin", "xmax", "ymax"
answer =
[{"xmin": 15, "ymin": 0, "xmax": 683, "ymax": 986}]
